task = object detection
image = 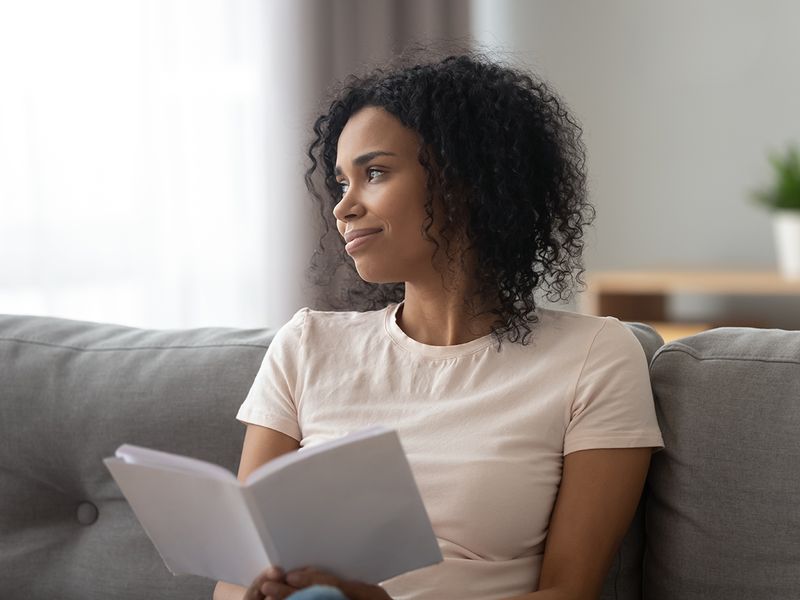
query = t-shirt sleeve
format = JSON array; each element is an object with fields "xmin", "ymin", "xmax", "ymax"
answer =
[
  {"xmin": 563, "ymin": 317, "xmax": 665, "ymax": 456},
  {"xmin": 235, "ymin": 307, "xmax": 308, "ymax": 441}
]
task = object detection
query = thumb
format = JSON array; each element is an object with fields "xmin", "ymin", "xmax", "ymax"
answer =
[{"xmin": 337, "ymin": 580, "xmax": 389, "ymax": 600}]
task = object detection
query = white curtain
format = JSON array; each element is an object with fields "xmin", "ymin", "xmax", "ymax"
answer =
[
  {"xmin": 0, "ymin": 0, "xmax": 271, "ymax": 329},
  {"xmin": 0, "ymin": 0, "xmax": 472, "ymax": 329}
]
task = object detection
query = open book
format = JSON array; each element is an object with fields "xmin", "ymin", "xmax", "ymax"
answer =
[{"xmin": 103, "ymin": 426, "xmax": 443, "ymax": 587}]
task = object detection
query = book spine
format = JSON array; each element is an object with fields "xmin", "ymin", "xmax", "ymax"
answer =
[{"xmin": 241, "ymin": 485, "xmax": 281, "ymax": 566}]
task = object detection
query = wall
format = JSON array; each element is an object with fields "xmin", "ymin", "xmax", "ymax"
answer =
[{"xmin": 471, "ymin": 0, "xmax": 800, "ymax": 327}]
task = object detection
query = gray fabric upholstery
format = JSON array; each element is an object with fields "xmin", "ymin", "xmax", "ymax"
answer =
[
  {"xmin": 0, "ymin": 313, "xmax": 663, "ymax": 599},
  {"xmin": 0, "ymin": 314, "xmax": 274, "ymax": 599},
  {"xmin": 6, "ymin": 313, "xmax": 796, "ymax": 600},
  {"xmin": 645, "ymin": 327, "xmax": 800, "ymax": 600}
]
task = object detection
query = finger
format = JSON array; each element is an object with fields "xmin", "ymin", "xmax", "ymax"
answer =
[
  {"xmin": 260, "ymin": 580, "xmax": 299, "ymax": 600},
  {"xmin": 244, "ymin": 566, "xmax": 287, "ymax": 600},
  {"xmin": 336, "ymin": 580, "xmax": 392, "ymax": 600},
  {"xmin": 252, "ymin": 566, "xmax": 286, "ymax": 585},
  {"xmin": 285, "ymin": 567, "xmax": 342, "ymax": 590},
  {"xmin": 243, "ymin": 579, "xmax": 265, "ymax": 600},
  {"xmin": 283, "ymin": 569, "xmax": 391, "ymax": 600},
  {"xmin": 263, "ymin": 565, "xmax": 286, "ymax": 581}
]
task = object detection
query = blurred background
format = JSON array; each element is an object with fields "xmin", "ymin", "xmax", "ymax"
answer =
[{"xmin": 2, "ymin": 0, "xmax": 799, "ymax": 340}]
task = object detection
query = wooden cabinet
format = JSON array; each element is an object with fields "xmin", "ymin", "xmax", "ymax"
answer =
[{"xmin": 578, "ymin": 270, "xmax": 800, "ymax": 343}]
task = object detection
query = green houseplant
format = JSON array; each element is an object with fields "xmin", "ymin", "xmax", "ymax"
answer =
[{"xmin": 752, "ymin": 144, "xmax": 800, "ymax": 279}]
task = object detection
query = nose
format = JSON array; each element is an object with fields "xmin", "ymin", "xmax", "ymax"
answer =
[{"xmin": 332, "ymin": 189, "xmax": 363, "ymax": 224}]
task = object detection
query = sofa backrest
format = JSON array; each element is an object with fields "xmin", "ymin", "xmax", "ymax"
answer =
[
  {"xmin": 644, "ymin": 326, "xmax": 800, "ymax": 600},
  {"xmin": 0, "ymin": 314, "xmax": 273, "ymax": 599},
  {"xmin": 0, "ymin": 313, "xmax": 664, "ymax": 599}
]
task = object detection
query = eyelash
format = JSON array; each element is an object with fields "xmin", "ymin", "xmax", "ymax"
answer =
[{"xmin": 337, "ymin": 167, "xmax": 383, "ymax": 195}]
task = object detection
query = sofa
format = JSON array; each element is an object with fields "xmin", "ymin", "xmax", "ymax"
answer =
[{"xmin": 0, "ymin": 312, "xmax": 798, "ymax": 600}]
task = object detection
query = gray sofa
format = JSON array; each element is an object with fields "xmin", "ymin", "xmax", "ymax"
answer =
[{"xmin": 1, "ymin": 313, "xmax": 798, "ymax": 599}]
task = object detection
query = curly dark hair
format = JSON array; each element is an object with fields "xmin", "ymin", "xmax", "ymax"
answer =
[{"xmin": 304, "ymin": 48, "xmax": 595, "ymax": 348}]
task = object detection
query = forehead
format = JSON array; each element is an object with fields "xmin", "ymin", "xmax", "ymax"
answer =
[{"xmin": 336, "ymin": 106, "xmax": 419, "ymax": 159}]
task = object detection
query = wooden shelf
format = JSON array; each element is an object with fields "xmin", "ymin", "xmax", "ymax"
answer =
[
  {"xmin": 641, "ymin": 322, "xmax": 712, "ymax": 344},
  {"xmin": 578, "ymin": 269, "xmax": 800, "ymax": 342}
]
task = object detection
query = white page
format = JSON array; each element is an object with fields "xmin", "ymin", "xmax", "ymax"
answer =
[
  {"xmin": 114, "ymin": 444, "xmax": 237, "ymax": 483},
  {"xmin": 244, "ymin": 427, "xmax": 443, "ymax": 584},
  {"xmin": 244, "ymin": 425, "xmax": 390, "ymax": 485},
  {"xmin": 104, "ymin": 457, "xmax": 270, "ymax": 586}
]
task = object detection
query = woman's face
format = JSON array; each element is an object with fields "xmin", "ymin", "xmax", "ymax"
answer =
[{"xmin": 333, "ymin": 106, "xmax": 441, "ymax": 284}]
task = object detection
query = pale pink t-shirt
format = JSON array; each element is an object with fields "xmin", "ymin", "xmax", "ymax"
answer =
[{"xmin": 236, "ymin": 302, "xmax": 664, "ymax": 600}]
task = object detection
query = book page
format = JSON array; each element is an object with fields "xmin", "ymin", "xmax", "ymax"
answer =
[
  {"xmin": 244, "ymin": 425, "xmax": 389, "ymax": 485},
  {"xmin": 114, "ymin": 444, "xmax": 237, "ymax": 483},
  {"xmin": 104, "ymin": 457, "xmax": 270, "ymax": 586},
  {"xmin": 244, "ymin": 427, "xmax": 443, "ymax": 584}
]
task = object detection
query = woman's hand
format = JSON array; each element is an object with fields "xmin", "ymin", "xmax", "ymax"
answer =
[
  {"xmin": 245, "ymin": 565, "xmax": 392, "ymax": 600},
  {"xmin": 285, "ymin": 567, "xmax": 392, "ymax": 600},
  {"xmin": 243, "ymin": 566, "xmax": 298, "ymax": 600}
]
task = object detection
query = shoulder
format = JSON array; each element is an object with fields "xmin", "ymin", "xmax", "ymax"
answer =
[
  {"xmin": 302, "ymin": 304, "xmax": 390, "ymax": 330},
  {"xmin": 530, "ymin": 307, "xmax": 645, "ymax": 364},
  {"xmin": 272, "ymin": 304, "xmax": 392, "ymax": 345},
  {"xmin": 532, "ymin": 306, "xmax": 623, "ymax": 345}
]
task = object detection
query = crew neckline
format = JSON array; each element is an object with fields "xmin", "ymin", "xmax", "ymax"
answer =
[{"xmin": 383, "ymin": 301, "xmax": 497, "ymax": 359}]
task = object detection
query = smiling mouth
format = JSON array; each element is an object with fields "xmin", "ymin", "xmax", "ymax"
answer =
[{"xmin": 345, "ymin": 230, "xmax": 382, "ymax": 254}]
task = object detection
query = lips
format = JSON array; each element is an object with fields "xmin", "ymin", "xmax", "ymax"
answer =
[
  {"xmin": 344, "ymin": 228, "xmax": 383, "ymax": 244},
  {"xmin": 344, "ymin": 228, "xmax": 382, "ymax": 255}
]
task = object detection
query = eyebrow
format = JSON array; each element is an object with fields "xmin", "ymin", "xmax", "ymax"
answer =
[{"xmin": 334, "ymin": 150, "xmax": 396, "ymax": 176}]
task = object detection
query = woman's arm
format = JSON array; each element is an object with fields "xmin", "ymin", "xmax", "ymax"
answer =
[
  {"xmin": 501, "ymin": 447, "xmax": 653, "ymax": 600},
  {"xmin": 213, "ymin": 581, "xmax": 248, "ymax": 600},
  {"xmin": 213, "ymin": 424, "xmax": 302, "ymax": 600}
]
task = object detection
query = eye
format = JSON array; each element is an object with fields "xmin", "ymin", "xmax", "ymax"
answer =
[{"xmin": 336, "ymin": 168, "xmax": 383, "ymax": 196}]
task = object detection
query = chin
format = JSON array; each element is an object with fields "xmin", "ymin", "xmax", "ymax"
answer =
[{"xmin": 353, "ymin": 262, "xmax": 400, "ymax": 285}]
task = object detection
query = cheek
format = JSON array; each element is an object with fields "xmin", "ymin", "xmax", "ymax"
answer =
[{"xmin": 390, "ymin": 183, "xmax": 429, "ymax": 226}]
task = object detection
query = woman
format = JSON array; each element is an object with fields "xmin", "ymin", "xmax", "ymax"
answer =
[{"xmin": 214, "ymin": 51, "xmax": 664, "ymax": 600}]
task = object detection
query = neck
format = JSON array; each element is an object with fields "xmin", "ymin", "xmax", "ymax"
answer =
[{"xmin": 396, "ymin": 284, "xmax": 497, "ymax": 346}]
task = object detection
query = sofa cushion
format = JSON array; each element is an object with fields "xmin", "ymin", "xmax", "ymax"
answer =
[
  {"xmin": 0, "ymin": 314, "xmax": 273, "ymax": 599},
  {"xmin": 0, "ymin": 313, "xmax": 662, "ymax": 599},
  {"xmin": 645, "ymin": 327, "xmax": 800, "ymax": 600},
  {"xmin": 599, "ymin": 322, "xmax": 664, "ymax": 600}
]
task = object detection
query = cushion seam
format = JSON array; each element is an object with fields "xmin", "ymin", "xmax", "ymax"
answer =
[
  {"xmin": 0, "ymin": 337, "xmax": 269, "ymax": 352},
  {"xmin": 652, "ymin": 343, "xmax": 800, "ymax": 365}
]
